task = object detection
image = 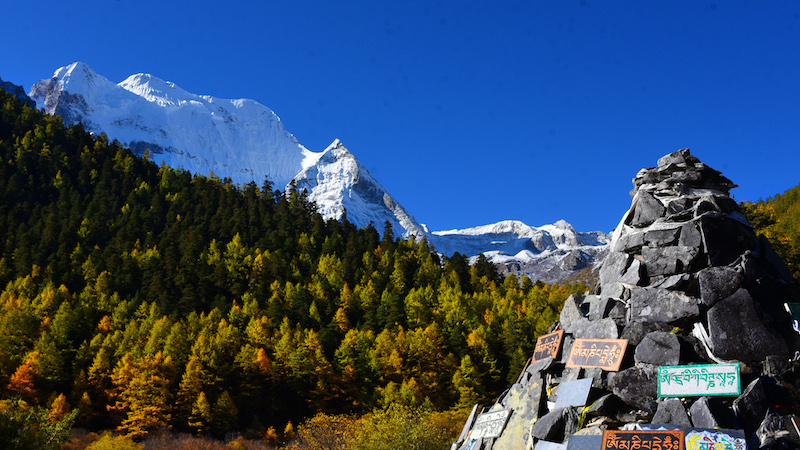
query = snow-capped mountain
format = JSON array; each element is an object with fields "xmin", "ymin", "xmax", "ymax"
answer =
[
  {"xmin": 430, "ymin": 220, "xmax": 610, "ymax": 283},
  {"xmin": 30, "ymin": 62, "xmax": 317, "ymax": 190},
  {"xmin": 26, "ymin": 62, "xmax": 609, "ymax": 281},
  {"xmin": 29, "ymin": 62, "xmax": 424, "ymax": 238},
  {"xmin": 293, "ymin": 139, "xmax": 428, "ymax": 237}
]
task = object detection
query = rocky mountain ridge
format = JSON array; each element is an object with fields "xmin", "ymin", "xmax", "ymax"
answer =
[{"xmin": 23, "ymin": 62, "xmax": 609, "ymax": 282}]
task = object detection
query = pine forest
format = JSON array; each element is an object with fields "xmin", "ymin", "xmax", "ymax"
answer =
[{"xmin": 0, "ymin": 89, "xmax": 591, "ymax": 447}]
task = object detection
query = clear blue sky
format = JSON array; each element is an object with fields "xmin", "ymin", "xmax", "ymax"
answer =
[{"xmin": 2, "ymin": 1, "xmax": 799, "ymax": 233}]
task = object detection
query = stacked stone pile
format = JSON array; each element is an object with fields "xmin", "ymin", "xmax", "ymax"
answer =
[{"xmin": 453, "ymin": 149, "xmax": 800, "ymax": 450}]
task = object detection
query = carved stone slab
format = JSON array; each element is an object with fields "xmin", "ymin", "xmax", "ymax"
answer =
[
  {"xmin": 657, "ymin": 363, "xmax": 741, "ymax": 397},
  {"xmin": 566, "ymin": 338, "xmax": 628, "ymax": 371},
  {"xmin": 534, "ymin": 329, "xmax": 565, "ymax": 361},
  {"xmin": 602, "ymin": 430, "xmax": 684, "ymax": 450},
  {"xmin": 469, "ymin": 409, "xmax": 512, "ymax": 440}
]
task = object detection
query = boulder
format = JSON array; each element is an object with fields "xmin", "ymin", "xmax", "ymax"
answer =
[
  {"xmin": 629, "ymin": 191, "xmax": 665, "ymax": 227},
  {"xmin": 651, "ymin": 398, "xmax": 691, "ymax": 428},
  {"xmin": 608, "ymin": 365, "xmax": 658, "ymax": 414},
  {"xmin": 697, "ymin": 266, "xmax": 743, "ymax": 307},
  {"xmin": 706, "ymin": 288, "xmax": 789, "ymax": 362},
  {"xmin": 629, "ymin": 287, "xmax": 699, "ymax": 324},
  {"xmin": 633, "ymin": 332, "xmax": 680, "ymax": 366}
]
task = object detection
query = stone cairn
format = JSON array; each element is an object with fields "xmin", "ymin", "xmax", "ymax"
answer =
[{"xmin": 453, "ymin": 149, "xmax": 800, "ymax": 450}]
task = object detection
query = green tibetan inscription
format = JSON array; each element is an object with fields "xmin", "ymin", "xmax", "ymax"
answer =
[{"xmin": 657, "ymin": 363, "xmax": 741, "ymax": 397}]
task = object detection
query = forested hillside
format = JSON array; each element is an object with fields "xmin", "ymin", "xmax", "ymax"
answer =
[
  {"xmin": 0, "ymin": 89, "xmax": 586, "ymax": 441},
  {"xmin": 741, "ymin": 184, "xmax": 800, "ymax": 281}
]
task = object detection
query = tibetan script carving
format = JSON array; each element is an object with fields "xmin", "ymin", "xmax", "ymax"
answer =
[
  {"xmin": 566, "ymin": 338, "xmax": 628, "ymax": 371},
  {"xmin": 658, "ymin": 364, "xmax": 741, "ymax": 397},
  {"xmin": 602, "ymin": 430, "xmax": 684, "ymax": 450},
  {"xmin": 534, "ymin": 329, "xmax": 564, "ymax": 361},
  {"xmin": 469, "ymin": 409, "xmax": 511, "ymax": 440}
]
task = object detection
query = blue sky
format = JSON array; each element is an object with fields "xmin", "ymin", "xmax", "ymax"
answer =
[{"xmin": 2, "ymin": 1, "xmax": 799, "ymax": 233}]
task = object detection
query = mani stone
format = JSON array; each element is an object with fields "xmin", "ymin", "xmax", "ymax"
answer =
[
  {"xmin": 629, "ymin": 287, "xmax": 699, "ymax": 324},
  {"xmin": 698, "ymin": 266, "xmax": 743, "ymax": 307},
  {"xmin": 608, "ymin": 365, "xmax": 658, "ymax": 414},
  {"xmin": 706, "ymin": 288, "xmax": 789, "ymax": 362},
  {"xmin": 651, "ymin": 398, "xmax": 691, "ymax": 428},
  {"xmin": 634, "ymin": 332, "xmax": 680, "ymax": 366},
  {"xmin": 733, "ymin": 378, "xmax": 769, "ymax": 436}
]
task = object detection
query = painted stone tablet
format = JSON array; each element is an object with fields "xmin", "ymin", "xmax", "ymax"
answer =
[
  {"xmin": 534, "ymin": 329, "xmax": 564, "ymax": 361},
  {"xmin": 657, "ymin": 363, "xmax": 741, "ymax": 397},
  {"xmin": 566, "ymin": 338, "xmax": 628, "ymax": 371},
  {"xmin": 469, "ymin": 409, "xmax": 511, "ymax": 440},
  {"xmin": 602, "ymin": 430, "xmax": 684, "ymax": 450}
]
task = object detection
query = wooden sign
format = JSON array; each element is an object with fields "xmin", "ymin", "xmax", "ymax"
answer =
[
  {"xmin": 602, "ymin": 430, "xmax": 684, "ymax": 450},
  {"xmin": 657, "ymin": 364, "xmax": 741, "ymax": 397},
  {"xmin": 566, "ymin": 338, "xmax": 628, "ymax": 371},
  {"xmin": 469, "ymin": 409, "xmax": 511, "ymax": 440},
  {"xmin": 533, "ymin": 329, "xmax": 564, "ymax": 361},
  {"xmin": 685, "ymin": 429, "xmax": 746, "ymax": 450}
]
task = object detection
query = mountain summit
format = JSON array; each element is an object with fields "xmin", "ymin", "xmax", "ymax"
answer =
[
  {"xmin": 30, "ymin": 62, "xmax": 318, "ymax": 190},
  {"xmin": 28, "ymin": 63, "xmax": 608, "ymax": 280}
]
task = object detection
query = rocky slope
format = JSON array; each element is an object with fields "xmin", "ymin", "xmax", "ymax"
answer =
[{"xmin": 454, "ymin": 149, "xmax": 800, "ymax": 449}]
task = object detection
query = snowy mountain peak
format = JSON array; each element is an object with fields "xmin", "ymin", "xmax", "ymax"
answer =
[
  {"xmin": 293, "ymin": 139, "xmax": 427, "ymax": 238},
  {"xmin": 119, "ymin": 73, "xmax": 197, "ymax": 107},
  {"xmin": 53, "ymin": 61, "xmax": 99, "ymax": 85},
  {"xmin": 25, "ymin": 62, "xmax": 610, "ymax": 282}
]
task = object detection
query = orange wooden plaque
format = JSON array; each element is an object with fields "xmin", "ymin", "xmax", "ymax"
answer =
[
  {"xmin": 566, "ymin": 338, "xmax": 628, "ymax": 371},
  {"xmin": 533, "ymin": 329, "xmax": 564, "ymax": 361},
  {"xmin": 602, "ymin": 430, "xmax": 684, "ymax": 450}
]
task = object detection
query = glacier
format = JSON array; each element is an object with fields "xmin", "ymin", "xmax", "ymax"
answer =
[{"xmin": 27, "ymin": 62, "xmax": 609, "ymax": 282}]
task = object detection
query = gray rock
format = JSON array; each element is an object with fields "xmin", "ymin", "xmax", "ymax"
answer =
[
  {"xmin": 629, "ymin": 287, "xmax": 699, "ymax": 324},
  {"xmin": 657, "ymin": 148, "xmax": 694, "ymax": 168},
  {"xmin": 560, "ymin": 295, "xmax": 584, "ymax": 328},
  {"xmin": 576, "ymin": 318, "xmax": 619, "ymax": 340},
  {"xmin": 590, "ymin": 298, "xmax": 626, "ymax": 321},
  {"xmin": 689, "ymin": 396, "xmax": 733, "ymax": 429},
  {"xmin": 649, "ymin": 274, "xmax": 691, "ymax": 291},
  {"xmin": 585, "ymin": 393, "xmax": 623, "ymax": 417},
  {"xmin": 707, "ymin": 288, "xmax": 789, "ymax": 362},
  {"xmin": 599, "ymin": 252, "xmax": 641, "ymax": 287},
  {"xmin": 600, "ymin": 282, "xmax": 627, "ymax": 301},
  {"xmin": 634, "ymin": 332, "xmax": 680, "ymax": 366},
  {"xmin": 613, "ymin": 231, "xmax": 645, "ymax": 253},
  {"xmin": 758, "ymin": 235, "xmax": 796, "ymax": 283},
  {"xmin": 642, "ymin": 246, "xmax": 699, "ymax": 277},
  {"xmin": 644, "ymin": 227, "xmax": 681, "ymax": 247},
  {"xmin": 733, "ymin": 378, "xmax": 768, "ymax": 436},
  {"xmin": 678, "ymin": 221, "xmax": 703, "ymax": 248},
  {"xmin": 651, "ymin": 398, "xmax": 691, "ymax": 427},
  {"xmin": 698, "ymin": 266, "xmax": 743, "ymax": 307},
  {"xmin": 530, "ymin": 407, "xmax": 579, "ymax": 443},
  {"xmin": 608, "ymin": 365, "xmax": 658, "ymax": 414},
  {"xmin": 700, "ymin": 215, "xmax": 759, "ymax": 267},
  {"xmin": 629, "ymin": 191, "xmax": 666, "ymax": 227},
  {"xmin": 620, "ymin": 321, "xmax": 672, "ymax": 347}
]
